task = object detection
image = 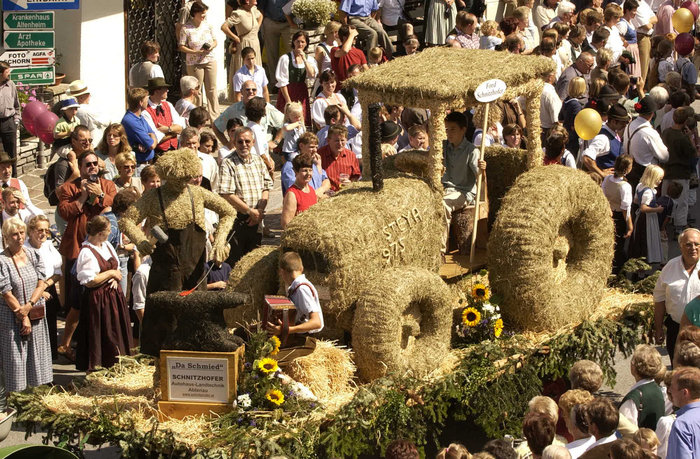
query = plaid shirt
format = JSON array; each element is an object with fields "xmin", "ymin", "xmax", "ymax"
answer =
[{"xmin": 218, "ymin": 150, "xmax": 272, "ymax": 208}]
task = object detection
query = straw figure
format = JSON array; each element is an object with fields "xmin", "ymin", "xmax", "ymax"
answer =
[
  {"xmin": 225, "ymin": 245, "xmax": 280, "ymax": 327},
  {"xmin": 488, "ymin": 165, "xmax": 614, "ymax": 332},
  {"xmin": 119, "ymin": 148, "xmax": 236, "ymax": 355}
]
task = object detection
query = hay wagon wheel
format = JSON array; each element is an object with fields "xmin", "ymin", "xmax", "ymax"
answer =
[
  {"xmin": 225, "ymin": 246, "xmax": 280, "ymax": 327},
  {"xmin": 351, "ymin": 267, "xmax": 454, "ymax": 381},
  {"xmin": 488, "ymin": 165, "xmax": 614, "ymax": 332}
]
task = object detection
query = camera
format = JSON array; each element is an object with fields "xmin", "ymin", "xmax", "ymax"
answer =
[
  {"xmin": 88, "ymin": 174, "xmax": 99, "ymax": 183},
  {"xmin": 201, "ymin": 42, "xmax": 211, "ymax": 50}
]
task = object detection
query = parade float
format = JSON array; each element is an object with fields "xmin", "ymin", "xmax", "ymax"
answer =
[{"xmin": 9, "ymin": 49, "xmax": 655, "ymax": 458}]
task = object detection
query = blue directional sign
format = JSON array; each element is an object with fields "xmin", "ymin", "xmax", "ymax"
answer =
[{"xmin": 2, "ymin": 0, "xmax": 80, "ymax": 11}]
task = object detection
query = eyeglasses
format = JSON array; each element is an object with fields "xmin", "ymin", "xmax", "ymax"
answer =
[
  {"xmin": 243, "ymin": 87, "xmax": 257, "ymax": 92},
  {"xmin": 122, "ymin": 165, "xmax": 136, "ymax": 170},
  {"xmin": 79, "ymin": 138, "xmax": 93, "ymax": 143},
  {"xmin": 84, "ymin": 161, "xmax": 98, "ymax": 167}
]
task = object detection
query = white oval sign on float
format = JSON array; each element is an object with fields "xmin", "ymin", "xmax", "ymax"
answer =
[{"xmin": 474, "ymin": 79, "xmax": 507, "ymax": 103}]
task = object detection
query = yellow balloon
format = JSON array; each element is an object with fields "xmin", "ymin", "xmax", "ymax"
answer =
[
  {"xmin": 673, "ymin": 7, "xmax": 695, "ymax": 33},
  {"xmin": 574, "ymin": 108, "xmax": 602, "ymax": 141}
]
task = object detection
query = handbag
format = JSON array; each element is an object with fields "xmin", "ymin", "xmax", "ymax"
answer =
[{"xmin": 11, "ymin": 250, "xmax": 44, "ymax": 322}]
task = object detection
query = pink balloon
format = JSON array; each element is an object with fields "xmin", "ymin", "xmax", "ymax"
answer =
[
  {"xmin": 676, "ymin": 32, "xmax": 695, "ymax": 56},
  {"xmin": 35, "ymin": 110, "xmax": 58, "ymax": 145},
  {"xmin": 21, "ymin": 100, "xmax": 47, "ymax": 136},
  {"xmin": 681, "ymin": 0, "xmax": 699, "ymax": 20}
]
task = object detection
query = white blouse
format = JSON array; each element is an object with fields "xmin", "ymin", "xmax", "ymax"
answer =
[
  {"xmin": 275, "ymin": 53, "xmax": 318, "ymax": 88},
  {"xmin": 311, "ymin": 92, "xmax": 348, "ymax": 128},
  {"xmin": 25, "ymin": 239, "xmax": 62, "ymax": 278},
  {"xmin": 76, "ymin": 241, "xmax": 118, "ymax": 285}
]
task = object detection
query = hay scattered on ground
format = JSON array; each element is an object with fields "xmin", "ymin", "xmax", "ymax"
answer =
[
  {"xmin": 79, "ymin": 358, "xmax": 156, "ymax": 398},
  {"xmin": 286, "ymin": 340, "xmax": 357, "ymax": 411},
  {"xmin": 489, "ymin": 165, "xmax": 614, "ymax": 332}
]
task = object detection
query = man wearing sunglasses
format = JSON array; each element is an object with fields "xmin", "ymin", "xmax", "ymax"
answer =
[
  {"xmin": 213, "ymin": 80, "xmax": 283, "ymax": 147},
  {"xmin": 56, "ymin": 150, "xmax": 117, "ymax": 336}
]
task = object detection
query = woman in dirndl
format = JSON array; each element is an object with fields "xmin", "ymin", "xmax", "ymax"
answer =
[
  {"xmin": 74, "ymin": 215, "xmax": 133, "ymax": 372},
  {"xmin": 0, "ymin": 217, "xmax": 52, "ymax": 392},
  {"xmin": 275, "ymin": 31, "xmax": 317, "ymax": 127},
  {"xmin": 628, "ymin": 164, "xmax": 665, "ymax": 265},
  {"xmin": 617, "ymin": 0, "xmax": 640, "ymax": 80}
]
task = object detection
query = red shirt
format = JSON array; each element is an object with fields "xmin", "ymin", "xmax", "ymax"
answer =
[
  {"xmin": 330, "ymin": 46, "xmax": 367, "ymax": 89},
  {"xmin": 319, "ymin": 145, "xmax": 361, "ymax": 191},
  {"xmin": 288, "ymin": 184, "xmax": 317, "ymax": 214}
]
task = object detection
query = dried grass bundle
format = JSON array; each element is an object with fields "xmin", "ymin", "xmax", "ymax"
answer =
[
  {"xmin": 225, "ymin": 246, "xmax": 281, "ymax": 327},
  {"xmin": 484, "ymin": 145, "xmax": 529, "ymax": 225},
  {"xmin": 286, "ymin": 340, "xmax": 356, "ymax": 408},
  {"xmin": 383, "ymin": 149, "xmax": 432, "ymax": 178},
  {"xmin": 281, "ymin": 177, "xmax": 444, "ymax": 331},
  {"xmin": 488, "ymin": 166, "xmax": 614, "ymax": 332},
  {"xmin": 351, "ymin": 267, "xmax": 454, "ymax": 381}
]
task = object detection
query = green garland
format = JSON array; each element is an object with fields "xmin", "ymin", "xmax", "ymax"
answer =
[{"xmin": 10, "ymin": 301, "xmax": 653, "ymax": 458}]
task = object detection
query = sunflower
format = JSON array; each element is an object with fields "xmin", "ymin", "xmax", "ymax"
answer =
[
  {"xmin": 471, "ymin": 283, "xmax": 490, "ymax": 301},
  {"xmin": 269, "ymin": 336, "xmax": 281, "ymax": 356},
  {"xmin": 462, "ymin": 307, "xmax": 481, "ymax": 327},
  {"xmin": 266, "ymin": 389, "xmax": 285, "ymax": 406},
  {"xmin": 494, "ymin": 318, "xmax": 504, "ymax": 338},
  {"xmin": 257, "ymin": 357, "xmax": 279, "ymax": 374}
]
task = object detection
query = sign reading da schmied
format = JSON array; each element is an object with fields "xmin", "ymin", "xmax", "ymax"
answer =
[
  {"xmin": 3, "ymin": 11, "xmax": 54, "ymax": 30},
  {"xmin": 2, "ymin": 0, "xmax": 79, "ymax": 11},
  {"xmin": 9, "ymin": 66, "xmax": 54, "ymax": 85},
  {"xmin": 3, "ymin": 31, "xmax": 54, "ymax": 50},
  {"xmin": 474, "ymin": 79, "xmax": 507, "ymax": 103},
  {"xmin": 166, "ymin": 356, "xmax": 230, "ymax": 403}
]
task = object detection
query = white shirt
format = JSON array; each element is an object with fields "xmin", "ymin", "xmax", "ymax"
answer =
[
  {"xmin": 24, "ymin": 239, "xmax": 62, "ymax": 279},
  {"xmin": 286, "ymin": 273, "xmax": 324, "ymax": 333},
  {"xmin": 604, "ymin": 25, "xmax": 625, "ymax": 64},
  {"xmin": 602, "ymin": 175, "xmax": 633, "ymax": 216},
  {"xmin": 132, "ymin": 256, "xmax": 151, "ymax": 311},
  {"xmin": 653, "ymin": 255, "xmax": 700, "ymax": 322},
  {"xmin": 198, "ymin": 150, "xmax": 219, "ymax": 191},
  {"xmin": 142, "ymin": 99, "xmax": 187, "ymax": 143},
  {"xmin": 620, "ymin": 378, "xmax": 656, "ymax": 426},
  {"xmin": 76, "ymin": 241, "xmax": 118, "ymax": 285},
  {"xmin": 274, "ymin": 53, "xmax": 318, "ymax": 88},
  {"xmin": 1, "ymin": 178, "xmax": 44, "ymax": 218},
  {"xmin": 583, "ymin": 124, "xmax": 617, "ymax": 161},
  {"xmin": 566, "ymin": 436, "xmax": 596, "ymax": 459},
  {"xmin": 540, "ymin": 82, "xmax": 562, "ymax": 129},
  {"xmin": 246, "ymin": 121, "xmax": 269, "ymax": 157},
  {"xmin": 76, "ymin": 104, "xmax": 113, "ymax": 149},
  {"xmin": 584, "ymin": 433, "xmax": 617, "ymax": 453},
  {"xmin": 311, "ymin": 92, "xmax": 347, "ymax": 128},
  {"xmin": 632, "ymin": 0, "xmax": 655, "ymax": 29},
  {"xmin": 656, "ymin": 414, "xmax": 676, "ymax": 459},
  {"xmin": 233, "ymin": 65, "xmax": 269, "ymax": 94},
  {"xmin": 623, "ymin": 116, "xmax": 669, "ymax": 166}
]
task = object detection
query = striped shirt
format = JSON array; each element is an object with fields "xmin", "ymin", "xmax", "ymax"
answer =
[
  {"xmin": 218, "ymin": 150, "xmax": 272, "ymax": 208},
  {"xmin": 319, "ymin": 145, "xmax": 361, "ymax": 191}
]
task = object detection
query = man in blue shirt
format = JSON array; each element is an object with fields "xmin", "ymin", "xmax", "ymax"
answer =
[
  {"xmin": 668, "ymin": 366, "xmax": 700, "ymax": 459},
  {"xmin": 340, "ymin": 0, "xmax": 394, "ymax": 58},
  {"xmin": 258, "ymin": 0, "xmax": 293, "ymax": 88},
  {"xmin": 121, "ymin": 87, "xmax": 157, "ymax": 164}
]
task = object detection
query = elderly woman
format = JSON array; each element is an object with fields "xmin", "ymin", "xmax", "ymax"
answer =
[
  {"xmin": 178, "ymin": 1, "xmax": 219, "ymax": 120},
  {"xmin": 75, "ymin": 216, "xmax": 132, "ymax": 372},
  {"xmin": 175, "ymin": 75, "xmax": 200, "ymax": 121},
  {"xmin": 281, "ymin": 154, "xmax": 318, "ymax": 229},
  {"xmin": 96, "ymin": 123, "xmax": 132, "ymax": 181},
  {"xmin": 0, "ymin": 217, "xmax": 52, "ymax": 391},
  {"xmin": 25, "ymin": 215, "xmax": 62, "ymax": 361},
  {"xmin": 113, "ymin": 152, "xmax": 143, "ymax": 194},
  {"xmin": 275, "ymin": 31, "xmax": 317, "ymax": 125}
]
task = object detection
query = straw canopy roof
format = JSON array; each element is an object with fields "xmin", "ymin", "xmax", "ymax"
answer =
[{"xmin": 346, "ymin": 48, "xmax": 557, "ymax": 107}]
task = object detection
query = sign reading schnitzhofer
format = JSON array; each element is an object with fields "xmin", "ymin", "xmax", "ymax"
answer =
[{"xmin": 165, "ymin": 356, "xmax": 230, "ymax": 403}]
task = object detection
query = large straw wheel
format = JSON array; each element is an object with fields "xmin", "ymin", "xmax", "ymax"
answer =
[
  {"xmin": 488, "ymin": 165, "xmax": 614, "ymax": 332},
  {"xmin": 351, "ymin": 267, "xmax": 453, "ymax": 381},
  {"xmin": 225, "ymin": 246, "xmax": 280, "ymax": 327}
]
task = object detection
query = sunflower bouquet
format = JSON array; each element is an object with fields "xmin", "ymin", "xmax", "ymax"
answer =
[{"xmin": 455, "ymin": 282, "xmax": 506, "ymax": 345}]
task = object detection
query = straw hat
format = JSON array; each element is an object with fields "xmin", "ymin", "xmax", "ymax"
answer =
[
  {"xmin": 66, "ymin": 80, "xmax": 89, "ymax": 98},
  {"xmin": 0, "ymin": 149, "xmax": 16, "ymax": 164}
]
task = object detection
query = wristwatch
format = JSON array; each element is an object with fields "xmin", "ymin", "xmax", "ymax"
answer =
[{"xmin": 29, "ymin": 300, "xmax": 35, "ymax": 306}]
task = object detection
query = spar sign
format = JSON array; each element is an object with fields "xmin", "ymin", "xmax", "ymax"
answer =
[{"xmin": 0, "ymin": 49, "xmax": 55, "ymax": 68}]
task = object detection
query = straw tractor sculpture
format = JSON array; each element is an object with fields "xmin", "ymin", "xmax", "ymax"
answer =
[{"xmin": 226, "ymin": 49, "xmax": 614, "ymax": 381}]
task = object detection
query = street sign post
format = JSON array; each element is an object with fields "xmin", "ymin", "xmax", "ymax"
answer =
[
  {"xmin": 3, "ymin": 31, "xmax": 54, "ymax": 49},
  {"xmin": 0, "ymin": 49, "xmax": 56, "ymax": 67},
  {"xmin": 3, "ymin": 12, "xmax": 55, "ymax": 30},
  {"xmin": 9, "ymin": 66, "xmax": 55, "ymax": 85},
  {"xmin": 2, "ymin": 0, "xmax": 79, "ymax": 10}
]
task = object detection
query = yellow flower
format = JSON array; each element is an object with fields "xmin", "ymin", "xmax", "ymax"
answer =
[
  {"xmin": 269, "ymin": 336, "xmax": 281, "ymax": 356},
  {"xmin": 257, "ymin": 358, "xmax": 279, "ymax": 374},
  {"xmin": 494, "ymin": 318, "xmax": 504, "ymax": 338},
  {"xmin": 471, "ymin": 284, "xmax": 490, "ymax": 301},
  {"xmin": 462, "ymin": 307, "xmax": 481, "ymax": 327},
  {"xmin": 266, "ymin": 389, "xmax": 285, "ymax": 406}
]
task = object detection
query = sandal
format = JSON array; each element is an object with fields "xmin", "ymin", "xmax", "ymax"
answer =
[{"xmin": 57, "ymin": 345, "xmax": 75, "ymax": 363}]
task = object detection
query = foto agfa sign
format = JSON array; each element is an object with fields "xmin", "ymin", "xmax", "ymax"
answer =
[{"xmin": 0, "ymin": 49, "xmax": 55, "ymax": 67}]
